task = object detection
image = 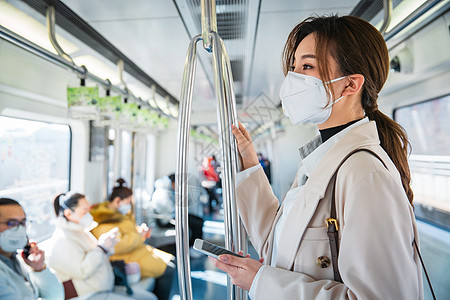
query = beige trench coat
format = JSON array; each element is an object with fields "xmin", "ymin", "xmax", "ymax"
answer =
[{"xmin": 236, "ymin": 121, "xmax": 423, "ymax": 299}]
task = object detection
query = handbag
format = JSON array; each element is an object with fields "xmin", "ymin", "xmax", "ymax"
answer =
[
  {"xmin": 110, "ymin": 260, "xmax": 133, "ymax": 295},
  {"xmin": 62, "ymin": 280, "xmax": 78, "ymax": 300},
  {"xmin": 326, "ymin": 148, "xmax": 436, "ymax": 299}
]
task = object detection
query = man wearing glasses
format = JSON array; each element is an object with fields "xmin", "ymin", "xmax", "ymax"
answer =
[{"xmin": 0, "ymin": 198, "xmax": 63, "ymax": 299}]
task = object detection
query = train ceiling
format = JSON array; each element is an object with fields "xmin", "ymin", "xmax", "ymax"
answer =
[{"xmin": 8, "ymin": 0, "xmax": 397, "ymax": 126}]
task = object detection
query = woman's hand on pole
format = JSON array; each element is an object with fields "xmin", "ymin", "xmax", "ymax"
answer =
[
  {"xmin": 231, "ymin": 121, "xmax": 259, "ymax": 170},
  {"xmin": 210, "ymin": 251, "xmax": 264, "ymax": 291}
]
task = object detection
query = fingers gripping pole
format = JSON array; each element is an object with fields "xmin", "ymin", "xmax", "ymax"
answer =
[{"xmin": 175, "ymin": 34, "xmax": 202, "ymax": 300}]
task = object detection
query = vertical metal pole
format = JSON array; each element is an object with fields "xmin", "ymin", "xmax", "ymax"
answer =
[
  {"xmin": 201, "ymin": 0, "xmax": 217, "ymax": 52},
  {"xmin": 211, "ymin": 31, "xmax": 246, "ymax": 300},
  {"xmin": 178, "ymin": 2, "xmax": 246, "ymax": 300},
  {"xmin": 113, "ymin": 128, "xmax": 122, "ymax": 187},
  {"xmin": 219, "ymin": 36, "xmax": 248, "ymax": 300},
  {"xmin": 102, "ymin": 125, "xmax": 109, "ymax": 202},
  {"xmin": 175, "ymin": 34, "xmax": 202, "ymax": 300}
]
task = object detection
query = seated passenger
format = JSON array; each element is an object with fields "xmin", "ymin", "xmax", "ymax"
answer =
[
  {"xmin": 0, "ymin": 197, "xmax": 64, "ymax": 300},
  {"xmin": 90, "ymin": 179, "xmax": 175, "ymax": 300},
  {"xmin": 46, "ymin": 192, "xmax": 157, "ymax": 300}
]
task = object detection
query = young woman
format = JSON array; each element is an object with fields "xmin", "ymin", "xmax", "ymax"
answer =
[
  {"xmin": 211, "ymin": 16, "xmax": 423, "ymax": 299},
  {"xmin": 47, "ymin": 192, "xmax": 156, "ymax": 300},
  {"xmin": 90, "ymin": 179, "xmax": 175, "ymax": 300}
]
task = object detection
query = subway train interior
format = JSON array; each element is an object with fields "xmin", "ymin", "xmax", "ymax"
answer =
[{"xmin": 0, "ymin": 0, "xmax": 449, "ymax": 299}]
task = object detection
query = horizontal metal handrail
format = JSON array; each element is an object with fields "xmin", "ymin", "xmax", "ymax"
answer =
[
  {"xmin": 0, "ymin": 24, "xmax": 172, "ymax": 118},
  {"xmin": 385, "ymin": 0, "xmax": 446, "ymax": 42}
]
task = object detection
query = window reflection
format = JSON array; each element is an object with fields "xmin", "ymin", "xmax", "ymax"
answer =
[{"xmin": 395, "ymin": 95, "xmax": 450, "ymax": 230}]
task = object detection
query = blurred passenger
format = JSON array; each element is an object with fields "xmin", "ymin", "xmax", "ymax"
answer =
[
  {"xmin": 209, "ymin": 155, "xmax": 220, "ymax": 180},
  {"xmin": 90, "ymin": 179, "xmax": 175, "ymax": 300},
  {"xmin": 149, "ymin": 174, "xmax": 205, "ymax": 258},
  {"xmin": 168, "ymin": 173, "xmax": 204, "ymax": 252},
  {"xmin": 46, "ymin": 192, "xmax": 156, "ymax": 300},
  {"xmin": 257, "ymin": 153, "xmax": 272, "ymax": 183},
  {"xmin": 0, "ymin": 197, "xmax": 63, "ymax": 300},
  {"xmin": 201, "ymin": 156, "xmax": 220, "ymax": 212},
  {"xmin": 202, "ymin": 156, "xmax": 219, "ymax": 183},
  {"xmin": 150, "ymin": 176, "xmax": 176, "ymax": 228}
]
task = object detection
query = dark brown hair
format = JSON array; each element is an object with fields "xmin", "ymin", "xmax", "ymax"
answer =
[
  {"xmin": 0, "ymin": 198, "xmax": 21, "ymax": 207},
  {"xmin": 282, "ymin": 15, "xmax": 413, "ymax": 204},
  {"xmin": 108, "ymin": 178, "xmax": 133, "ymax": 202},
  {"xmin": 54, "ymin": 192, "xmax": 85, "ymax": 218}
]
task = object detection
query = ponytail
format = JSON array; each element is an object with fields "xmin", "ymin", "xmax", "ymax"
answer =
[
  {"xmin": 108, "ymin": 178, "xmax": 133, "ymax": 202},
  {"xmin": 53, "ymin": 192, "xmax": 85, "ymax": 218},
  {"xmin": 367, "ymin": 110, "xmax": 414, "ymax": 204}
]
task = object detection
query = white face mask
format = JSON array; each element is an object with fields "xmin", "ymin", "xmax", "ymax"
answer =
[
  {"xmin": 78, "ymin": 212, "xmax": 94, "ymax": 229},
  {"xmin": 118, "ymin": 203, "xmax": 131, "ymax": 215},
  {"xmin": 279, "ymin": 71, "xmax": 347, "ymax": 124},
  {"xmin": 0, "ymin": 226, "xmax": 28, "ymax": 252}
]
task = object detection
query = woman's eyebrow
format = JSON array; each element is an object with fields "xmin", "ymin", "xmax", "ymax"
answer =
[{"xmin": 301, "ymin": 54, "xmax": 316, "ymax": 59}]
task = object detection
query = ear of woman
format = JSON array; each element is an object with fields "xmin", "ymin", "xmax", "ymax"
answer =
[
  {"xmin": 341, "ymin": 74, "xmax": 365, "ymax": 97},
  {"xmin": 111, "ymin": 197, "xmax": 121, "ymax": 209},
  {"xmin": 63, "ymin": 209, "xmax": 73, "ymax": 220}
]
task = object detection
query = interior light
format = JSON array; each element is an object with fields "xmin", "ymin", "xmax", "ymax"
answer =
[
  {"xmin": 73, "ymin": 55, "xmax": 120, "ymax": 84},
  {"xmin": 376, "ymin": 0, "xmax": 427, "ymax": 33},
  {"xmin": 0, "ymin": 1, "xmax": 79, "ymax": 55},
  {"xmin": 127, "ymin": 83, "xmax": 152, "ymax": 99}
]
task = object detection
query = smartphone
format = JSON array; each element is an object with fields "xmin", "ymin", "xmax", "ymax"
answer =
[
  {"xmin": 23, "ymin": 244, "xmax": 31, "ymax": 258},
  {"xmin": 193, "ymin": 239, "xmax": 244, "ymax": 259}
]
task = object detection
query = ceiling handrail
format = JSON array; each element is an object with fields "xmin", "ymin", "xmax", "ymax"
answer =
[
  {"xmin": 379, "ymin": 0, "xmax": 393, "ymax": 35},
  {"xmin": 46, "ymin": 6, "xmax": 74, "ymax": 65},
  {"xmin": 0, "ymin": 24, "xmax": 172, "ymax": 119}
]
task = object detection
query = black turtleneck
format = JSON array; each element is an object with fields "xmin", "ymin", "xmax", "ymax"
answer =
[{"xmin": 319, "ymin": 119, "xmax": 362, "ymax": 143}]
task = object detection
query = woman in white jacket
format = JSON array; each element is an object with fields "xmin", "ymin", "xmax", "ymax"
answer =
[
  {"xmin": 46, "ymin": 192, "xmax": 156, "ymax": 300},
  {"xmin": 211, "ymin": 15, "xmax": 424, "ymax": 299}
]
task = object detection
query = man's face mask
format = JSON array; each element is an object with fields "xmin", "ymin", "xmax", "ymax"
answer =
[{"xmin": 0, "ymin": 225, "xmax": 28, "ymax": 252}]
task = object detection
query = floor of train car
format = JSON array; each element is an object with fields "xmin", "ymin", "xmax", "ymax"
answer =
[{"xmin": 148, "ymin": 207, "xmax": 258, "ymax": 300}]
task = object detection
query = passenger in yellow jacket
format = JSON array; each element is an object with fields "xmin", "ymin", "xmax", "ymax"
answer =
[{"xmin": 90, "ymin": 178, "xmax": 175, "ymax": 300}]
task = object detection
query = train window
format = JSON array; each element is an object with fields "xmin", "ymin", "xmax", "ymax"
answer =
[
  {"xmin": 121, "ymin": 130, "xmax": 132, "ymax": 184},
  {"xmin": 394, "ymin": 95, "xmax": 450, "ymax": 230},
  {"xmin": 0, "ymin": 116, "xmax": 71, "ymax": 241}
]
